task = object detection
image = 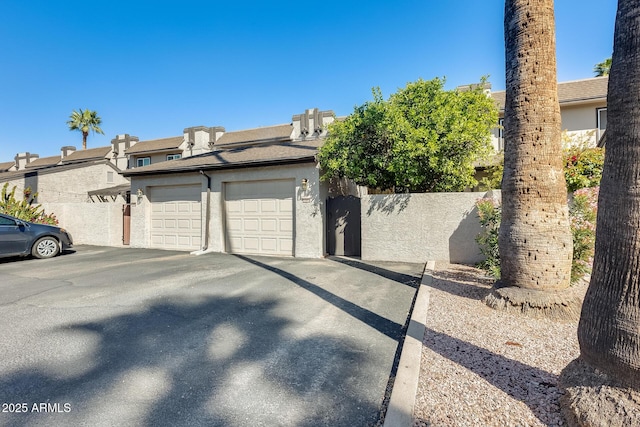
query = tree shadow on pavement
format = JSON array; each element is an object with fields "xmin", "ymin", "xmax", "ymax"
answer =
[
  {"xmin": 234, "ymin": 255, "xmax": 406, "ymax": 341},
  {"xmin": 327, "ymin": 257, "xmax": 421, "ymax": 290},
  {"xmin": 0, "ymin": 293, "xmax": 380, "ymax": 427}
]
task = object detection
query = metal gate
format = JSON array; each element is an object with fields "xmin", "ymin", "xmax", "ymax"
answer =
[{"xmin": 326, "ymin": 196, "xmax": 361, "ymax": 256}]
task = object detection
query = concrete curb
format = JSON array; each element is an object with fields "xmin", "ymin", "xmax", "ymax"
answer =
[{"xmin": 383, "ymin": 260, "xmax": 435, "ymax": 427}]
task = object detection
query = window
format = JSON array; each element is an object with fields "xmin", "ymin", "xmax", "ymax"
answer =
[
  {"xmin": 0, "ymin": 216, "xmax": 17, "ymax": 226},
  {"xmin": 167, "ymin": 154, "xmax": 182, "ymax": 161},
  {"xmin": 597, "ymin": 108, "xmax": 607, "ymax": 141},
  {"xmin": 137, "ymin": 157, "xmax": 151, "ymax": 167},
  {"xmin": 498, "ymin": 118, "xmax": 505, "ymax": 151},
  {"xmin": 107, "ymin": 171, "xmax": 114, "ymax": 184}
]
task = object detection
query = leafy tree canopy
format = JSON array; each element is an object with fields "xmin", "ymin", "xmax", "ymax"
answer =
[{"xmin": 318, "ymin": 77, "xmax": 498, "ymax": 192}]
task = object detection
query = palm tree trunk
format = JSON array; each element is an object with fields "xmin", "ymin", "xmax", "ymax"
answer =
[
  {"xmin": 82, "ymin": 132, "xmax": 88, "ymax": 150},
  {"xmin": 577, "ymin": 0, "xmax": 640, "ymax": 386},
  {"xmin": 499, "ymin": 0, "xmax": 572, "ymax": 291}
]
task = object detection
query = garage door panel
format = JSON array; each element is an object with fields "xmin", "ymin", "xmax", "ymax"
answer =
[
  {"xmin": 244, "ymin": 238, "xmax": 259, "ymax": 251},
  {"xmin": 280, "ymin": 219, "xmax": 293, "ymax": 232},
  {"xmin": 262, "ymin": 219, "xmax": 277, "ymax": 232},
  {"xmin": 261, "ymin": 200, "xmax": 277, "ymax": 212},
  {"xmin": 281, "ymin": 239, "xmax": 293, "ymax": 252},
  {"xmin": 279, "ymin": 199, "xmax": 293, "ymax": 212},
  {"xmin": 244, "ymin": 219, "xmax": 259, "ymax": 231},
  {"xmin": 261, "ymin": 238, "xmax": 277, "ymax": 252},
  {"xmin": 228, "ymin": 218, "xmax": 242, "ymax": 231},
  {"xmin": 149, "ymin": 185, "xmax": 201, "ymax": 251},
  {"xmin": 244, "ymin": 200, "xmax": 259, "ymax": 213},
  {"xmin": 225, "ymin": 180, "xmax": 294, "ymax": 256},
  {"xmin": 177, "ymin": 219, "xmax": 191, "ymax": 229}
]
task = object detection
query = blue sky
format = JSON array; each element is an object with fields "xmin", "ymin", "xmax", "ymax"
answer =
[{"xmin": 0, "ymin": 0, "xmax": 616, "ymax": 161}]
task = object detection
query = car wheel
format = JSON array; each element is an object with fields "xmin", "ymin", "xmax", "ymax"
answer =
[{"xmin": 32, "ymin": 237, "xmax": 60, "ymax": 259}]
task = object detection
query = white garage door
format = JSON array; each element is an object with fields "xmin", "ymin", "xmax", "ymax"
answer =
[
  {"xmin": 224, "ymin": 180, "xmax": 294, "ymax": 256},
  {"xmin": 149, "ymin": 185, "xmax": 202, "ymax": 251}
]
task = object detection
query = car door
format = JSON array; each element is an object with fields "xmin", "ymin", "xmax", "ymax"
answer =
[{"xmin": 0, "ymin": 215, "xmax": 30, "ymax": 256}]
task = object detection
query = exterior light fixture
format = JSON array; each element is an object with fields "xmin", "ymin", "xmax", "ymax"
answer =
[
  {"xmin": 301, "ymin": 178, "xmax": 309, "ymax": 192},
  {"xmin": 136, "ymin": 188, "xmax": 144, "ymax": 203}
]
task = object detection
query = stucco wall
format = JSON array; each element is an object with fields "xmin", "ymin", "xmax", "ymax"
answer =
[
  {"xmin": 1, "ymin": 163, "xmax": 128, "ymax": 203},
  {"xmin": 491, "ymin": 102, "xmax": 607, "ymax": 151},
  {"xmin": 132, "ymin": 153, "xmax": 182, "ymax": 168},
  {"xmin": 129, "ymin": 163, "xmax": 324, "ymax": 257},
  {"xmin": 561, "ymin": 103, "xmax": 606, "ymax": 146},
  {"xmin": 40, "ymin": 202, "xmax": 125, "ymax": 247},
  {"xmin": 361, "ymin": 191, "xmax": 499, "ymax": 264}
]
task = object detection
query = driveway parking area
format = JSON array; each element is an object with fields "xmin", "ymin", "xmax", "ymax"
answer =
[{"xmin": 0, "ymin": 246, "xmax": 421, "ymax": 427}]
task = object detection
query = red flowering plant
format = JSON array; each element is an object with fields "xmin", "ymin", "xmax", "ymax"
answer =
[{"xmin": 564, "ymin": 146, "xmax": 604, "ymax": 192}]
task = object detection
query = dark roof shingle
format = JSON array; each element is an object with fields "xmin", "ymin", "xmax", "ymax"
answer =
[
  {"xmin": 125, "ymin": 136, "xmax": 183, "ymax": 155},
  {"xmin": 0, "ymin": 161, "xmax": 14, "ymax": 172},
  {"xmin": 491, "ymin": 76, "xmax": 608, "ymax": 111},
  {"xmin": 215, "ymin": 124, "xmax": 293, "ymax": 146},
  {"xmin": 61, "ymin": 146, "xmax": 111, "ymax": 163},
  {"xmin": 124, "ymin": 139, "xmax": 320, "ymax": 176},
  {"xmin": 25, "ymin": 155, "xmax": 61, "ymax": 169}
]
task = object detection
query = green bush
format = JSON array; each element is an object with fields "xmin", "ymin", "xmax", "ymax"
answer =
[
  {"xmin": 475, "ymin": 198, "xmax": 501, "ymax": 278},
  {"xmin": 475, "ymin": 188, "xmax": 599, "ymax": 284},
  {"xmin": 569, "ymin": 187, "xmax": 599, "ymax": 282},
  {"xmin": 0, "ymin": 183, "xmax": 58, "ymax": 225},
  {"xmin": 564, "ymin": 146, "xmax": 605, "ymax": 192}
]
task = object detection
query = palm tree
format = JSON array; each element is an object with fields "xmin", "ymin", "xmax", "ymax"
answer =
[
  {"xmin": 578, "ymin": 0, "xmax": 640, "ymax": 387},
  {"xmin": 486, "ymin": 0, "xmax": 574, "ymax": 317},
  {"xmin": 67, "ymin": 109, "xmax": 104, "ymax": 150},
  {"xmin": 593, "ymin": 57, "xmax": 612, "ymax": 77}
]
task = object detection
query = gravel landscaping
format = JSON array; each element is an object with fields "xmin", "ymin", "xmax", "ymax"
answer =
[{"xmin": 412, "ymin": 263, "xmax": 589, "ymax": 427}]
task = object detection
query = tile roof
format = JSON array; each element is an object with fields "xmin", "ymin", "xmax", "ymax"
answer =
[
  {"xmin": 0, "ymin": 161, "xmax": 14, "ymax": 172},
  {"xmin": 125, "ymin": 136, "xmax": 183, "ymax": 155},
  {"xmin": 25, "ymin": 155, "xmax": 61, "ymax": 169},
  {"xmin": 215, "ymin": 124, "xmax": 293, "ymax": 146},
  {"xmin": 61, "ymin": 146, "xmax": 111, "ymax": 163},
  {"xmin": 491, "ymin": 76, "xmax": 608, "ymax": 111},
  {"xmin": 124, "ymin": 139, "xmax": 321, "ymax": 176}
]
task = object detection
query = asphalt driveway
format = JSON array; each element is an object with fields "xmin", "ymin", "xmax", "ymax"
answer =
[{"xmin": 0, "ymin": 246, "xmax": 421, "ymax": 427}]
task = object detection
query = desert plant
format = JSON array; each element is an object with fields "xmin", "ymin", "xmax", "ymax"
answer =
[{"xmin": 0, "ymin": 183, "xmax": 58, "ymax": 225}]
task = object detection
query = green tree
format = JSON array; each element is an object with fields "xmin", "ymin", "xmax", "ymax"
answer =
[
  {"xmin": 67, "ymin": 109, "xmax": 104, "ymax": 150},
  {"xmin": 593, "ymin": 57, "xmax": 612, "ymax": 76},
  {"xmin": 318, "ymin": 78, "xmax": 498, "ymax": 193}
]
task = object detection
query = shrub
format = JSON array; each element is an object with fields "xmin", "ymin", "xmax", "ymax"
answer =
[
  {"xmin": 475, "ymin": 198, "xmax": 501, "ymax": 278},
  {"xmin": 475, "ymin": 189, "xmax": 599, "ymax": 284},
  {"xmin": 569, "ymin": 187, "xmax": 599, "ymax": 282},
  {"xmin": 0, "ymin": 183, "xmax": 58, "ymax": 225},
  {"xmin": 564, "ymin": 146, "xmax": 605, "ymax": 192}
]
